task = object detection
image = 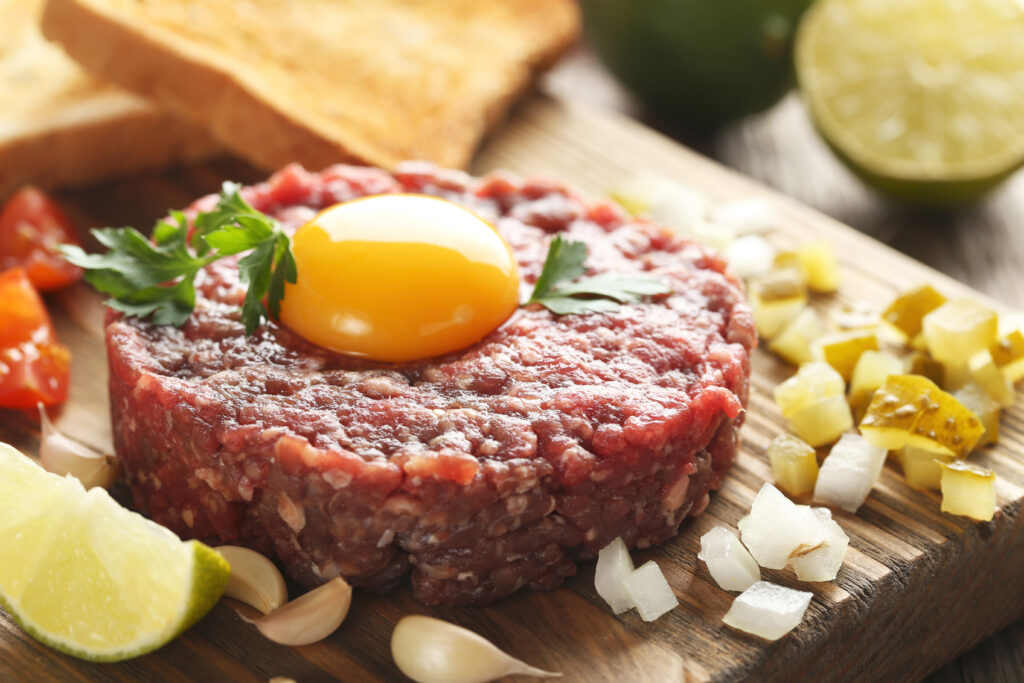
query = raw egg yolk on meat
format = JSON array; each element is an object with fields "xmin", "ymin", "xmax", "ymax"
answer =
[{"xmin": 279, "ymin": 194, "xmax": 520, "ymax": 363}]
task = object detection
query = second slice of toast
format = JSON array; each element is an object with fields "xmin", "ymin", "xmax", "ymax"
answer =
[
  {"xmin": 41, "ymin": 0, "xmax": 580, "ymax": 173},
  {"xmin": 1, "ymin": 0, "xmax": 218, "ymax": 197}
]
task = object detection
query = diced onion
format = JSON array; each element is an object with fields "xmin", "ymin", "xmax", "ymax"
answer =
[
  {"xmin": 813, "ymin": 433, "xmax": 887, "ymax": 513},
  {"xmin": 723, "ymin": 581, "xmax": 813, "ymax": 641},
  {"xmin": 687, "ymin": 220, "xmax": 738, "ymax": 253},
  {"xmin": 789, "ymin": 509, "xmax": 849, "ymax": 582},
  {"xmin": 594, "ymin": 537, "xmax": 635, "ymax": 614},
  {"xmin": 697, "ymin": 526, "xmax": 760, "ymax": 591},
  {"xmin": 737, "ymin": 484, "xmax": 825, "ymax": 570},
  {"xmin": 725, "ymin": 235, "xmax": 776, "ymax": 279},
  {"xmin": 610, "ymin": 174, "xmax": 709, "ymax": 230},
  {"xmin": 623, "ymin": 560, "xmax": 678, "ymax": 622},
  {"xmin": 710, "ymin": 198, "xmax": 782, "ymax": 235}
]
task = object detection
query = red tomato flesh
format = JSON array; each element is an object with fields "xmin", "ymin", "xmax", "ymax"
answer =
[
  {"xmin": 0, "ymin": 268, "xmax": 71, "ymax": 408},
  {"xmin": 0, "ymin": 186, "xmax": 82, "ymax": 291}
]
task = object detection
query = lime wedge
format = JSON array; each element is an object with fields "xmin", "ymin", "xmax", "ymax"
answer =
[
  {"xmin": 0, "ymin": 442, "xmax": 229, "ymax": 661},
  {"xmin": 795, "ymin": 0, "xmax": 1024, "ymax": 203}
]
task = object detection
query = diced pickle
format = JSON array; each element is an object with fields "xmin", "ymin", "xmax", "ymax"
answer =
[
  {"xmin": 797, "ymin": 242, "xmax": 840, "ymax": 293},
  {"xmin": 848, "ymin": 350, "xmax": 905, "ymax": 421},
  {"xmin": 813, "ymin": 329, "xmax": 880, "ymax": 382},
  {"xmin": 859, "ymin": 374, "xmax": 985, "ymax": 457},
  {"xmin": 938, "ymin": 460, "xmax": 996, "ymax": 521},
  {"xmin": 773, "ymin": 250, "xmax": 801, "ymax": 272},
  {"xmin": 774, "ymin": 362, "xmax": 846, "ymax": 417},
  {"xmin": 787, "ymin": 395, "xmax": 854, "ymax": 447},
  {"xmin": 969, "ymin": 351, "xmax": 1015, "ymax": 407},
  {"xmin": 882, "ymin": 284, "xmax": 948, "ymax": 339},
  {"xmin": 922, "ymin": 298, "xmax": 998, "ymax": 366},
  {"xmin": 898, "ymin": 446, "xmax": 954, "ymax": 491},
  {"xmin": 766, "ymin": 434, "xmax": 819, "ymax": 497},
  {"xmin": 907, "ymin": 351, "xmax": 945, "ymax": 387},
  {"xmin": 753, "ymin": 268, "xmax": 807, "ymax": 302},
  {"xmin": 954, "ymin": 383, "xmax": 1000, "ymax": 445},
  {"xmin": 941, "ymin": 362, "xmax": 972, "ymax": 392},
  {"xmin": 832, "ymin": 301, "xmax": 879, "ymax": 331},
  {"xmin": 751, "ymin": 273, "xmax": 808, "ymax": 339},
  {"xmin": 769, "ymin": 308, "xmax": 825, "ymax": 365},
  {"xmin": 989, "ymin": 330, "xmax": 1024, "ymax": 383}
]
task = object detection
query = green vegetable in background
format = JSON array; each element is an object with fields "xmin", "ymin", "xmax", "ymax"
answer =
[{"xmin": 581, "ymin": 0, "xmax": 815, "ymax": 129}]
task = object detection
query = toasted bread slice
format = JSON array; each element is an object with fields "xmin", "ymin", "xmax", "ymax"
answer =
[
  {"xmin": 41, "ymin": 0, "xmax": 579, "ymax": 172},
  {"xmin": 0, "ymin": 0, "xmax": 217, "ymax": 197}
]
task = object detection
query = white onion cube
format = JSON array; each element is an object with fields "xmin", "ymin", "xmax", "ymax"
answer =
[
  {"xmin": 624, "ymin": 560, "xmax": 678, "ymax": 622},
  {"xmin": 814, "ymin": 432, "xmax": 887, "ymax": 513},
  {"xmin": 790, "ymin": 508, "xmax": 850, "ymax": 582},
  {"xmin": 595, "ymin": 537, "xmax": 635, "ymax": 614},
  {"xmin": 698, "ymin": 526, "xmax": 760, "ymax": 591},
  {"xmin": 725, "ymin": 235, "xmax": 776, "ymax": 279},
  {"xmin": 737, "ymin": 483, "xmax": 825, "ymax": 569},
  {"xmin": 710, "ymin": 198, "xmax": 782, "ymax": 235},
  {"xmin": 723, "ymin": 581, "xmax": 813, "ymax": 640},
  {"xmin": 687, "ymin": 220, "xmax": 738, "ymax": 253},
  {"xmin": 611, "ymin": 174, "xmax": 709, "ymax": 230},
  {"xmin": 649, "ymin": 188, "xmax": 710, "ymax": 231}
]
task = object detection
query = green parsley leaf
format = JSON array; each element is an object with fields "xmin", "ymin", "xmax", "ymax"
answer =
[
  {"xmin": 60, "ymin": 183, "xmax": 295, "ymax": 334},
  {"xmin": 527, "ymin": 237, "xmax": 671, "ymax": 314},
  {"xmin": 529, "ymin": 235, "xmax": 587, "ymax": 300}
]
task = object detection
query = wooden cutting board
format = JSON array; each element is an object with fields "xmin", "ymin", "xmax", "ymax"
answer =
[{"xmin": 2, "ymin": 96, "xmax": 1023, "ymax": 683}]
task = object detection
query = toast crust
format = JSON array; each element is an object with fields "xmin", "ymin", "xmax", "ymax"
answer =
[
  {"xmin": 0, "ymin": 100, "xmax": 217, "ymax": 198},
  {"xmin": 41, "ymin": 0, "xmax": 579, "ymax": 172},
  {"xmin": 1, "ymin": 0, "xmax": 217, "ymax": 196}
]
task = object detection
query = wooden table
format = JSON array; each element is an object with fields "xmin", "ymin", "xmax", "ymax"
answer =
[{"xmin": 543, "ymin": 44, "xmax": 1024, "ymax": 683}]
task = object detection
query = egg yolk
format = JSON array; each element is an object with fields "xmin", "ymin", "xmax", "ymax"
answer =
[{"xmin": 279, "ymin": 194, "xmax": 520, "ymax": 363}]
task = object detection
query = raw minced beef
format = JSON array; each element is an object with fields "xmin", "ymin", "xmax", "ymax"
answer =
[{"xmin": 106, "ymin": 162, "xmax": 756, "ymax": 606}]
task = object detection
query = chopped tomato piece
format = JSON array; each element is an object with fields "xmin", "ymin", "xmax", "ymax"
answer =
[
  {"xmin": 0, "ymin": 268, "xmax": 70, "ymax": 408},
  {"xmin": 0, "ymin": 186, "xmax": 82, "ymax": 291}
]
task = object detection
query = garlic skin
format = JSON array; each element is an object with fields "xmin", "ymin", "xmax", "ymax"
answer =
[
  {"xmin": 391, "ymin": 615, "xmax": 561, "ymax": 683},
  {"xmin": 37, "ymin": 404, "xmax": 118, "ymax": 489},
  {"xmin": 216, "ymin": 546, "xmax": 288, "ymax": 615},
  {"xmin": 242, "ymin": 576, "xmax": 351, "ymax": 646}
]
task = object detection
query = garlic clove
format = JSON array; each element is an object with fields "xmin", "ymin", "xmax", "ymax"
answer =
[
  {"xmin": 391, "ymin": 615, "xmax": 561, "ymax": 683},
  {"xmin": 215, "ymin": 546, "xmax": 288, "ymax": 615},
  {"xmin": 242, "ymin": 576, "xmax": 351, "ymax": 646},
  {"xmin": 37, "ymin": 403, "xmax": 119, "ymax": 489}
]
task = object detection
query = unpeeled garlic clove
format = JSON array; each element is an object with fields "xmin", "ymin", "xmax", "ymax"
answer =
[
  {"xmin": 37, "ymin": 403, "xmax": 119, "ymax": 489},
  {"xmin": 242, "ymin": 576, "xmax": 352, "ymax": 646},
  {"xmin": 391, "ymin": 615, "xmax": 561, "ymax": 683},
  {"xmin": 216, "ymin": 546, "xmax": 288, "ymax": 615}
]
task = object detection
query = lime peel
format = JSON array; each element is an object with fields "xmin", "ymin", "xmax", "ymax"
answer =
[
  {"xmin": 796, "ymin": 0, "xmax": 1024, "ymax": 203},
  {"xmin": 0, "ymin": 442, "xmax": 229, "ymax": 662}
]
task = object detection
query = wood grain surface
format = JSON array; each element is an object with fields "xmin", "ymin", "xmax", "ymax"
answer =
[
  {"xmin": 543, "ymin": 44, "xmax": 1024, "ymax": 683},
  {"xmin": 2, "ymin": 95, "xmax": 1024, "ymax": 682}
]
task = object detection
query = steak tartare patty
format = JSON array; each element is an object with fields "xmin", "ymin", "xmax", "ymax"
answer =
[{"xmin": 106, "ymin": 162, "xmax": 756, "ymax": 606}]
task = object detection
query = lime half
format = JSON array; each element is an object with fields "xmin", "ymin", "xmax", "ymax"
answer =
[
  {"xmin": 795, "ymin": 0, "xmax": 1024, "ymax": 204},
  {"xmin": 0, "ymin": 442, "xmax": 229, "ymax": 661}
]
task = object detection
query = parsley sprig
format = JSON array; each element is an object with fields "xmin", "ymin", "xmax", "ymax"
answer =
[
  {"xmin": 527, "ymin": 235, "xmax": 671, "ymax": 314},
  {"xmin": 60, "ymin": 182, "xmax": 296, "ymax": 334}
]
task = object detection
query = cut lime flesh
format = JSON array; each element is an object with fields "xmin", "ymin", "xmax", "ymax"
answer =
[
  {"xmin": 796, "ymin": 0, "xmax": 1024, "ymax": 203},
  {"xmin": 0, "ymin": 442, "xmax": 229, "ymax": 662}
]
